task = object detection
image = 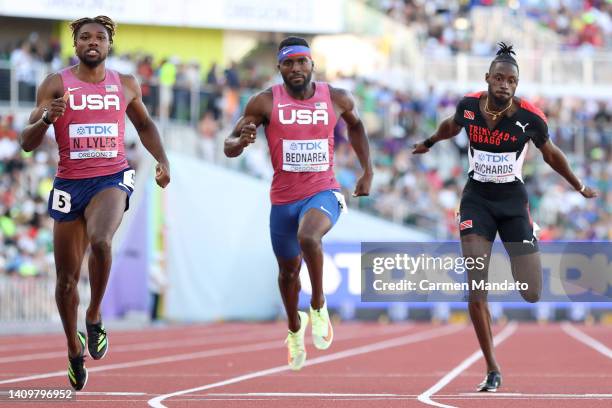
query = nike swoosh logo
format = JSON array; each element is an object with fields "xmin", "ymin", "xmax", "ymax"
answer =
[
  {"xmin": 67, "ymin": 87, "xmax": 82, "ymax": 92},
  {"xmin": 282, "ymin": 49, "xmax": 291, "ymax": 55},
  {"xmin": 319, "ymin": 206, "xmax": 332, "ymax": 216},
  {"xmin": 323, "ymin": 321, "xmax": 333, "ymax": 341},
  {"xmin": 277, "ymin": 103, "xmax": 294, "ymax": 108}
]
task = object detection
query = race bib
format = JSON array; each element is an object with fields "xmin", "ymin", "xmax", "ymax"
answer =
[
  {"xmin": 51, "ymin": 189, "xmax": 72, "ymax": 213},
  {"xmin": 121, "ymin": 169, "xmax": 136, "ymax": 190},
  {"xmin": 68, "ymin": 123, "xmax": 119, "ymax": 160},
  {"xmin": 282, "ymin": 139, "xmax": 329, "ymax": 172},
  {"xmin": 470, "ymin": 148, "xmax": 518, "ymax": 183}
]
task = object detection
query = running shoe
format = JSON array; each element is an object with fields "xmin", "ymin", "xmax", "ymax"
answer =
[
  {"xmin": 68, "ymin": 331, "xmax": 88, "ymax": 391},
  {"xmin": 286, "ymin": 311, "xmax": 309, "ymax": 371},
  {"xmin": 310, "ymin": 300, "xmax": 333, "ymax": 350},
  {"xmin": 477, "ymin": 371, "xmax": 502, "ymax": 392},
  {"xmin": 86, "ymin": 319, "xmax": 108, "ymax": 360}
]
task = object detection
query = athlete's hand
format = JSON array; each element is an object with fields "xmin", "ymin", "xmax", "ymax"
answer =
[
  {"xmin": 238, "ymin": 122, "xmax": 257, "ymax": 148},
  {"xmin": 353, "ymin": 172, "xmax": 372, "ymax": 197},
  {"xmin": 579, "ymin": 186, "xmax": 598, "ymax": 199},
  {"xmin": 155, "ymin": 162, "xmax": 170, "ymax": 188},
  {"xmin": 412, "ymin": 142, "xmax": 429, "ymax": 154},
  {"xmin": 47, "ymin": 91, "xmax": 70, "ymax": 123}
]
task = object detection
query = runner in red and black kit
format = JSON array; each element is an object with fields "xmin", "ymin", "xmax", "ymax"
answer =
[{"xmin": 413, "ymin": 43, "xmax": 597, "ymax": 392}]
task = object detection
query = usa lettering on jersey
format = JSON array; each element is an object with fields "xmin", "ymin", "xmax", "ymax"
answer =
[
  {"xmin": 69, "ymin": 94, "xmax": 120, "ymax": 111},
  {"xmin": 279, "ymin": 109, "xmax": 329, "ymax": 125}
]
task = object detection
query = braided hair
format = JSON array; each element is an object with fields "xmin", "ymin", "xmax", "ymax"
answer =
[
  {"xmin": 70, "ymin": 16, "xmax": 117, "ymax": 45},
  {"xmin": 489, "ymin": 42, "xmax": 518, "ymax": 73}
]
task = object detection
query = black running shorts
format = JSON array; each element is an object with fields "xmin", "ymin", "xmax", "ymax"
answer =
[{"xmin": 459, "ymin": 178, "xmax": 538, "ymax": 256}]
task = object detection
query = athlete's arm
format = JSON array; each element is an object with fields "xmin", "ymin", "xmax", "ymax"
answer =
[
  {"xmin": 224, "ymin": 91, "xmax": 269, "ymax": 158},
  {"xmin": 20, "ymin": 73, "xmax": 65, "ymax": 152},
  {"xmin": 332, "ymin": 87, "xmax": 373, "ymax": 197},
  {"xmin": 123, "ymin": 74, "xmax": 170, "ymax": 188},
  {"xmin": 412, "ymin": 115, "xmax": 462, "ymax": 154},
  {"xmin": 539, "ymin": 140, "xmax": 597, "ymax": 198}
]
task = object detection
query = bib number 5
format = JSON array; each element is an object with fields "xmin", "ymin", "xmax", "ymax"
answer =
[{"xmin": 52, "ymin": 189, "xmax": 72, "ymax": 213}]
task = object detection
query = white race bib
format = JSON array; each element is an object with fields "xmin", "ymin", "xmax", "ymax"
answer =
[
  {"xmin": 282, "ymin": 139, "xmax": 329, "ymax": 172},
  {"xmin": 68, "ymin": 123, "xmax": 118, "ymax": 160},
  {"xmin": 51, "ymin": 189, "xmax": 72, "ymax": 213},
  {"xmin": 470, "ymin": 148, "xmax": 518, "ymax": 183}
]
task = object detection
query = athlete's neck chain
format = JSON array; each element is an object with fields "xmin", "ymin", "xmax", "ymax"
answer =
[{"xmin": 484, "ymin": 97, "xmax": 513, "ymax": 121}]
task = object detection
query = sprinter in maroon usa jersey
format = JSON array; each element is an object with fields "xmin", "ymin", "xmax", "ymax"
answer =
[
  {"xmin": 225, "ymin": 36, "xmax": 372, "ymax": 371},
  {"xmin": 413, "ymin": 43, "xmax": 597, "ymax": 392},
  {"xmin": 20, "ymin": 16, "xmax": 170, "ymax": 391}
]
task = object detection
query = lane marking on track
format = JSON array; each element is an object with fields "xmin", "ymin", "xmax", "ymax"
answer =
[
  {"xmin": 456, "ymin": 393, "xmax": 612, "ymax": 398},
  {"xmin": 561, "ymin": 323, "xmax": 612, "ymax": 360},
  {"xmin": 0, "ymin": 324, "xmax": 284, "ymax": 354},
  {"xmin": 209, "ymin": 392, "xmax": 410, "ymax": 397},
  {"xmin": 147, "ymin": 324, "xmax": 465, "ymax": 408},
  {"xmin": 417, "ymin": 322, "xmax": 518, "ymax": 408},
  {"xmin": 0, "ymin": 324, "xmax": 411, "ymax": 365},
  {"xmin": 76, "ymin": 392, "xmax": 148, "ymax": 396},
  {"xmin": 0, "ymin": 323, "xmax": 413, "ymax": 385}
]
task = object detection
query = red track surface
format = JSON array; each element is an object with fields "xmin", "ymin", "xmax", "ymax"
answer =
[{"xmin": 0, "ymin": 322, "xmax": 610, "ymax": 407}]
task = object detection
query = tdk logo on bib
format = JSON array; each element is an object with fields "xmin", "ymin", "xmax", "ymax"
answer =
[
  {"xmin": 478, "ymin": 153, "xmax": 510, "ymax": 163},
  {"xmin": 69, "ymin": 123, "xmax": 118, "ymax": 138},
  {"xmin": 69, "ymin": 94, "xmax": 120, "ymax": 111},
  {"xmin": 290, "ymin": 141, "xmax": 324, "ymax": 150},
  {"xmin": 279, "ymin": 109, "xmax": 328, "ymax": 125}
]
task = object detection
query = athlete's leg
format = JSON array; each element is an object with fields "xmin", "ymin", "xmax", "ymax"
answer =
[
  {"xmin": 276, "ymin": 255, "xmax": 303, "ymax": 333},
  {"xmin": 54, "ymin": 218, "xmax": 88, "ymax": 357},
  {"xmin": 462, "ymin": 233, "xmax": 498, "ymax": 373},
  {"xmin": 83, "ymin": 188, "xmax": 127, "ymax": 323},
  {"xmin": 297, "ymin": 209, "xmax": 333, "ymax": 310},
  {"xmin": 499, "ymin": 215, "xmax": 542, "ymax": 303},
  {"xmin": 270, "ymin": 202, "xmax": 303, "ymax": 333}
]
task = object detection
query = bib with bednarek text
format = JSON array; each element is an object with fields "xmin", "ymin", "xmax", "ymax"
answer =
[{"xmin": 282, "ymin": 138, "xmax": 330, "ymax": 172}]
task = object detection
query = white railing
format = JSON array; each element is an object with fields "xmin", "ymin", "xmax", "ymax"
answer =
[{"xmin": 0, "ymin": 276, "xmax": 90, "ymax": 323}]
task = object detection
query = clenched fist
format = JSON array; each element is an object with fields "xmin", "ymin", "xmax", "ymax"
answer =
[{"xmin": 45, "ymin": 91, "xmax": 70, "ymax": 123}]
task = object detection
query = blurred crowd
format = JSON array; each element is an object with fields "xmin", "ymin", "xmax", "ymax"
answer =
[
  {"xmin": 1, "ymin": 22, "xmax": 611, "ymax": 278},
  {"xmin": 321, "ymin": 79, "xmax": 611, "ymax": 241},
  {"xmin": 370, "ymin": 0, "xmax": 611, "ymax": 53},
  {"xmin": 0, "ymin": 114, "xmax": 140, "ymax": 279}
]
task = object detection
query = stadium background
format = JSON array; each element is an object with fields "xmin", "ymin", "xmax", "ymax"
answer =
[{"xmin": 0, "ymin": 0, "xmax": 610, "ymax": 328}]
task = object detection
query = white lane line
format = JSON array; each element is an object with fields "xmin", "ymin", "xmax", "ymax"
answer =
[
  {"xmin": 0, "ymin": 323, "xmax": 287, "ymax": 353},
  {"xmin": 0, "ymin": 324, "xmax": 413, "ymax": 365},
  {"xmin": 561, "ymin": 323, "xmax": 612, "ymax": 360},
  {"xmin": 0, "ymin": 324, "xmax": 280, "ymax": 354},
  {"xmin": 0, "ymin": 322, "xmax": 412, "ymax": 385},
  {"xmin": 77, "ymin": 391, "xmax": 148, "ymax": 396},
  {"xmin": 0, "ymin": 329, "xmax": 283, "ymax": 364},
  {"xmin": 175, "ymin": 392, "xmax": 612, "ymax": 399},
  {"xmin": 147, "ymin": 324, "xmax": 465, "ymax": 408},
  {"xmin": 457, "ymin": 393, "xmax": 612, "ymax": 398},
  {"xmin": 0, "ymin": 323, "xmax": 410, "ymax": 361},
  {"xmin": 417, "ymin": 322, "xmax": 518, "ymax": 408},
  {"xmin": 209, "ymin": 392, "xmax": 410, "ymax": 397}
]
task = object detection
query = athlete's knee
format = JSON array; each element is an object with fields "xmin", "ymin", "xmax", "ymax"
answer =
[
  {"xmin": 278, "ymin": 266, "xmax": 300, "ymax": 283},
  {"xmin": 297, "ymin": 232, "xmax": 321, "ymax": 252},
  {"xmin": 56, "ymin": 274, "xmax": 79, "ymax": 294},
  {"xmin": 520, "ymin": 288, "xmax": 541, "ymax": 303},
  {"xmin": 89, "ymin": 236, "xmax": 112, "ymax": 258}
]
